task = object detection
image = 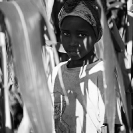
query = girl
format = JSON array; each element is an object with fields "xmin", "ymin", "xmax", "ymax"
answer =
[{"xmin": 49, "ymin": 0, "xmax": 121, "ymax": 133}]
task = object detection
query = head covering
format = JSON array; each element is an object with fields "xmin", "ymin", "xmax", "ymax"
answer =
[{"xmin": 58, "ymin": 0, "xmax": 102, "ymax": 42}]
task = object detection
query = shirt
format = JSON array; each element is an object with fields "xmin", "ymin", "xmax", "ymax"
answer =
[{"xmin": 48, "ymin": 60, "xmax": 121, "ymax": 133}]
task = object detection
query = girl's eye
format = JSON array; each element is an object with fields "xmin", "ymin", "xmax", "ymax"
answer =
[
  {"xmin": 62, "ymin": 32, "xmax": 70, "ymax": 36},
  {"xmin": 78, "ymin": 33, "xmax": 87, "ymax": 38}
]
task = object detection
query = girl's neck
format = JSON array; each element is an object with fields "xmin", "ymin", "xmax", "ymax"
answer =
[{"xmin": 67, "ymin": 52, "xmax": 99, "ymax": 68}]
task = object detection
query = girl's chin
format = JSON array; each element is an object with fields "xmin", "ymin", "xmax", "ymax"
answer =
[
  {"xmin": 68, "ymin": 54, "xmax": 81, "ymax": 60},
  {"xmin": 69, "ymin": 56, "xmax": 80, "ymax": 60}
]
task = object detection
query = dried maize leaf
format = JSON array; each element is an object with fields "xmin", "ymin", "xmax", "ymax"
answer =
[{"xmin": 0, "ymin": 1, "xmax": 54, "ymax": 133}]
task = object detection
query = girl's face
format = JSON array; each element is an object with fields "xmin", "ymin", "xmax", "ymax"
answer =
[{"xmin": 60, "ymin": 16, "xmax": 96, "ymax": 61}]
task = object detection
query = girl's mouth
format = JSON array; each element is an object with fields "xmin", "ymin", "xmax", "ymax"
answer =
[{"xmin": 68, "ymin": 51, "xmax": 80, "ymax": 56}]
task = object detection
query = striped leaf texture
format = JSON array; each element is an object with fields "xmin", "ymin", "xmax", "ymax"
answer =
[
  {"xmin": 0, "ymin": 1, "xmax": 54, "ymax": 133},
  {"xmin": 98, "ymin": 0, "xmax": 131, "ymax": 133}
]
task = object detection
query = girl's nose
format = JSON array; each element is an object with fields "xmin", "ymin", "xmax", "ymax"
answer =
[{"xmin": 70, "ymin": 35, "xmax": 77, "ymax": 46}]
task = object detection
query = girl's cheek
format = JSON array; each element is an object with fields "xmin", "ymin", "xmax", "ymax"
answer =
[{"xmin": 62, "ymin": 38, "xmax": 69, "ymax": 45}]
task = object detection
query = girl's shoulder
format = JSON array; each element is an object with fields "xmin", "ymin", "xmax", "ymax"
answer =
[
  {"xmin": 48, "ymin": 61, "xmax": 68, "ymax": 91},
  {"xmin": 87, "ymin": 60, "xmax": 104, "ymax": 74},
  {"xmin": 52, "ymin": 61, "xmax": 68, "ymax": 78}
]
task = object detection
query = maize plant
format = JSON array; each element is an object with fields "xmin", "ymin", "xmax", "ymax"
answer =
[
  {"xmin": 0, "ymin": 0, "xmax": 57, "ymax": 133},
  {"xmin": 0, "ymin": 0, "xmax": 132, "ymax": 133}
]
